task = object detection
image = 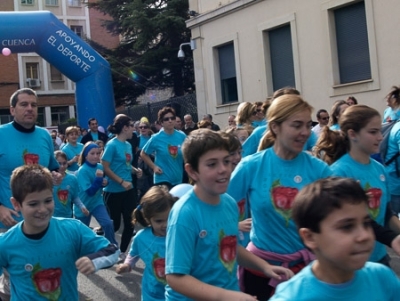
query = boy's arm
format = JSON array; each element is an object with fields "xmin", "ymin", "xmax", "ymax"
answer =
[
  {"xmin": 86, "ymin": 243, "xmax": 120, "ymax": 271},
  {"xmin": 166, "ymin": 273, "xmax": 257, "ymax": 301},
  {"xmin": 85, "ymin": 177, "xmax": 103, "ymax": 196},
  {"xmin": 236, "ymin": 245, "xmax": 293, "ymax": 281}
]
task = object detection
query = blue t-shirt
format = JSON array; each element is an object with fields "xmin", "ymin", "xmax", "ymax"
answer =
[
  {"xmin": 142, "ymin": 129, "xmax": 186, "ymax": 186},
  {"xmin": 270, "ymin": 262, "xmax": 400, "ymax": 301},
  {"xmin": 242, "ymin": 124, "xmax": 267, "ymax": 158},
  {"xmin": 0, "ymin": 123, "xmax": 59, "ymax": 228},
  {"xmin": 227, "ymin": 147, "xmax": 332, "ymax": 254},
  {"xmin": 0, "ymin": 218, "xmax": 111, "ymax": 301},
  {"xmin": 383, "ymin": 107, "xmax": 400, "ymax": 123},
  {"xmin": 128, "ymin": 227, "xmax": 166, "ymax": 301},
  {"xmin": 251, "ymin": 119, "xmax": 267, "ymax": 128},
  {"xmin": 384, "ymin": 121, "xmax": 400, "ymax": 195},
  {"xmin": 330, "ymin": 124, "xmax": 340, "ymax": 131},
  {"xmin": 331, "ymin": 154, "xmax": 389, "ymax": 262},
  {"xmin": 61, "ymin": 142, "xmax": 84, "ymax": 172},
  {"xmin": 139, "ymin": 135, "xmax": 151, "ymax": 150},
  {"xmin": 52, "ymin": 173, "xmax": 79, "ymax": 218},
  {"xmin": 165, "ymin": 191, "xmax": 239, "ymax": 300},
  {"xmin": 75, "ymin": 163, "xmax": 104, "ymax": 217},
  {"xmin": 102, "ymin": 137, "xmax": 133, "ymax": 193}
]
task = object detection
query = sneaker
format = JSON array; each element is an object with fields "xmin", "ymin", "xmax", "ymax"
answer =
[
  {"xmin": 117, "ymin": 253, "xmax": 126, "ymax": 264},
  {"xmin": 94, "ymin": 227, "xmax": 104, "ymax": 236}
]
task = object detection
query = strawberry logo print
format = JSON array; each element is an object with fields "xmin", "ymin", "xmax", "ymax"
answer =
[
  {"xmin": 271, "ymin": 180, "xmax": 298, "ymax": 226},
  {"xmin": 23, "ymin": 149, "xmax": 39, "ymax": 165},
  {"xmin": 125, "ymin": 153, "xmax": 132, "ymax": 166},
  {"xmin": 31, "ymin": 264, "xmax": 62, "ymax": 301},
  {"xmin": 152, "ymin": 253, "xmax": 166, "ymax": 285},
  {"xmin": 168, "ymin": 145, "xmax": 178, "ymax": 159},
  {"xmin": 365, "ymin": 183, "xmax": 381, "ymax": 219},
  {"xmin": 219, "ymin": 230, "xmax": 237, "ymax": 273},
  {"xmin": 57, "ymin": 189, "xmax": 69, "ymax": 206},
  {"xmin": 237, "ymin": 199, "xmax": 246, "ymax": 221}
]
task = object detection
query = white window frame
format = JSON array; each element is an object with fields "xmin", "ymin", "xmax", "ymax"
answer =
[
  {"xmin": 21, "ymin": 0, "xmax": 34, "ymax": 5},
  {"xmin": 208, "ymin": 33, "xmax": 243, "ymax": 115},
  {"xmin": 322, "ymin": 0, "xmax": 379, "ymax": 97},
  {"xmin": 258, "ymin": 13, "xmax": 301, "ymax": 98},
  {"xmin": 45, "ymin": 0, "xmax": 58, "ymax": 6},
  {"xmin": 68, "ymin": 0, "xmax": 82, "ymax": 7}
]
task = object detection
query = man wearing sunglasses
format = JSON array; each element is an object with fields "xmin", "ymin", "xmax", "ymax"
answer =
[{"xmin": 312, "ymin": 109, "xmax": 330, "ymax": 137}]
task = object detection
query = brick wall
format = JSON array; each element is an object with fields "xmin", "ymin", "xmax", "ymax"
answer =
[{"xmin": 88, "ymin": 0, "xmax": 120, "ymax": 49}]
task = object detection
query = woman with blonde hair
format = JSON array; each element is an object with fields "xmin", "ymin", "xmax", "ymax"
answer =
[
  {"xmin": 235, "ymin": 102, "xmax": 257, "ymax": 129},
  {"xmin": 228, "ymin": 94, "xmax": 331, "ymax": 299},
  {"xmin": 328, "ymin": 100, "xmax": 349, "ymax": 130}
]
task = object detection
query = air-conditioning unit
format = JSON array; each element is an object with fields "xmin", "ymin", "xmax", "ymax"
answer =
[{"xmin": 26, "ymin": 78, "xmax": 41, "ymax": 88}]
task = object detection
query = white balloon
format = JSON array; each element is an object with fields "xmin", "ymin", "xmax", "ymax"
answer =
[{"xmin": 170, "ymin": 183, "xmax": 193, "ymax": 199}]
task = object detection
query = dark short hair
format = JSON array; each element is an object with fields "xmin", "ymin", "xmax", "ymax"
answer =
[
  {"xmin": 292, "ymin": 177, "xmax": 368, "ymax": 233},
  {"xmin": 10, "ymin": 88, "xmax": 37, "ymax": 107},
  {"xmin": 11, "ymin": 165, "xmax": 53, "ymax": 204},
  {"xmin": 182, "ymin": 129, "xmax": 230, "ymax": 172},
  {"xmin": 316, "ymin": 109, "xmax": 328, "ymax": 119},
  {"xmin": 88, "ymin": 118, "xmax": 97, "ymax": 125}
]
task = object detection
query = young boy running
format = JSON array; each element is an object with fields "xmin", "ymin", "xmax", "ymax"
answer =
[
  {"xmin": 270, "ymin": 177, "xmax": 400, "ymax": 300},
  {"xmin": 165, "ymin": 129, "xmax": 293, "ymax": 300},
  {"xmin": 0, "ymin": 165, "xmax": 119, "ymax": 300}
]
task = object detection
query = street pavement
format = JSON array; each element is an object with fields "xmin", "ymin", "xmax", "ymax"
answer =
[{"xmin": 78, "ymin": 220, "xmax": 400, "ymax": 301}]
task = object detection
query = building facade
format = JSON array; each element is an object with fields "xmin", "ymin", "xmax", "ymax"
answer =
[
  {"xmin": 186, "ymin": 0, "xmax": 400, "ymax": 128},
  {"xmin": 0, "ymin": 0, "xmax": 119, "ymax": 128}
]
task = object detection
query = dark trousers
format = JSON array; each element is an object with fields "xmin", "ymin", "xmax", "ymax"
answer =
[{"xmin": 103, "ymin": 188, "xmax": 138, "ymax": 252}]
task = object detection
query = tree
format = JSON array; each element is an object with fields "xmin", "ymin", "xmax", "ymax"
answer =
[{"xmin": 88, "ymin": 0, "xmax": 194, "ymax": 107}]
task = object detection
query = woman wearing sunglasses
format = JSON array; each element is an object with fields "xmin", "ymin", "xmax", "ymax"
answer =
[{"xmin": 140, "ymin": 106, "xmax": 186, "ymax": 189}]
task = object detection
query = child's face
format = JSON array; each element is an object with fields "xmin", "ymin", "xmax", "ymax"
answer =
[
  {"xmin": 306, "ymin": 202, "xmax": 374, "ymax": 282},
  {"xmin": 67, "ymin": 131, "xmax": 79, "ymax": 144},
  {"xmin": 85, "ymin": 147, "xmax": 101, "ymax": 165},
  {"xmin": 11, "ymin": 190, "xmax": 54, "ymax": 235},
  {"xmin": 56, "ymin": 157, "xmax": 68, "ymax": 173},
  {"xmin": 187, "ymin": 149, "xmax": 232, "ymax": 204},
  {"xmin": 230, "ymin": 148, "xmax": 242, "ymax": 170},
  {"xmin": 235, "ymin": 129, "xmax": 249, "ymax": 144},
  {"xmin": 350, "ymin": 115, "xmax": 382, "ymax": 156},
  {"xmin": 149, "ymin": 208, "xmax": 170, "ymax": 237}
]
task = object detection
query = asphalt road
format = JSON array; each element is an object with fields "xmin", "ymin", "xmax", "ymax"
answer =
[{"xmin": 78, "ymin": 220, "xmax": 400, "ymax": 301}]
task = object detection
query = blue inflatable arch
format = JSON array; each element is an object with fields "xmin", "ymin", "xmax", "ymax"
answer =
[{"xmin": 0, "ymin": 11, "xmax": 116, "ymax": 128}]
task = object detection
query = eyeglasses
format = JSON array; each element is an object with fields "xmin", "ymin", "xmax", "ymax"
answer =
[
  {"xmin": 162, "ymin": 116, "xmax": 176, "ymax": 122},
  {"xmin": 139, "ymin": 126, "xmax": 149, "ymax": 129}
]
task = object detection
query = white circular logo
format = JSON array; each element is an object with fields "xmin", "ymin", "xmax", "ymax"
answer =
[
  {"xmin": 199, "ymin": 230, "xmax": 207, "ymax": 238},
  {"xmin": 380, "ymin": 174, "xmax": 385, "ymax": 182},
  {"xmin": 25, "ymin": 264, "xmax": 33, "ymax": 272},
  {"xmin": 294, "ymin": 176, "xmax": 302, "ymax": 183}
]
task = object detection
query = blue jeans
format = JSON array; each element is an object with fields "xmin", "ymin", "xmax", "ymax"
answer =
[
  {"xmin": 76, "ymin": 204, "xmax": 118, "ymax": 247},
  {"xmin": 390, "ymin": 194, "xmax": 400, "ymax": 216}
]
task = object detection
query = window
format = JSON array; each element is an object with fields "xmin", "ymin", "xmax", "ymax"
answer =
[
  {"xmin": 50, "ymin": 65, "xmax": 63, "ymax": 81},
  {"xmin": 37, "ymin": 107, "xmax": 45, "ymax": 127},
  {"xmin": 51, "ymin": 107, "xmax": 69, "ymax": 125},
  {"xmin": 70, "ymin": 26, "xmax": 83, "ymax": 38},
  {"xmin": 218, "ymin": 43, "xmax": 238, "ymax": 104},
  {"xmin": 334, "ymin": 1, "xmax": 371, "ymax": 84},
  {"xmin": 68, "ymin": 0, "xmax": 81, "ymax": 7},
  {"xmin": 268, "ymin": 24, "xmax": 295, "ymax": 91},
  {"xmin": 46, "ymin": 0, "xmax": 58, "ymax": 5},
  {"xmin": 26, "ymin": 63, "xmax": 39, "ymax": 79},
  {"xmin": 0, "ymin": 109, "xmax": 13, "ymax": 125},
  {"xmin": 21, "ymin": 0, "xmax": 34, "ymax": 4}
]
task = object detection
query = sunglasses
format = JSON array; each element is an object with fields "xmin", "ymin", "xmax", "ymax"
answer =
[
  {"xmin": 252, "ymin": 109, "xmax": 262, "ymax": 116},
  {"xmin": 139, "ymin": 126, "xmax": 149, "ymax": 129},
  {"xmin": 162, "ymin": 116, "xmax": 176, "ymax": 122}
]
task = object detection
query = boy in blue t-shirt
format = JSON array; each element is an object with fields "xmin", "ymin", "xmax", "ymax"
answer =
[
  {"xmin": 165, "ymin": 129, "xmax": 292, "ymax": 300},
  {"xmin": 270, "ymin": 177, "xmax": 400, "ymax": 301},
  {"xmin": 0, "ymin": 165, "xmax": 120, "ymax": 300}
]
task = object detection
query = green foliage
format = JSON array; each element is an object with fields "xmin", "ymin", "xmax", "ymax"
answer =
[{"xmin": 87, "ymin": 0, "xmax": 195, "ymax": 107}]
